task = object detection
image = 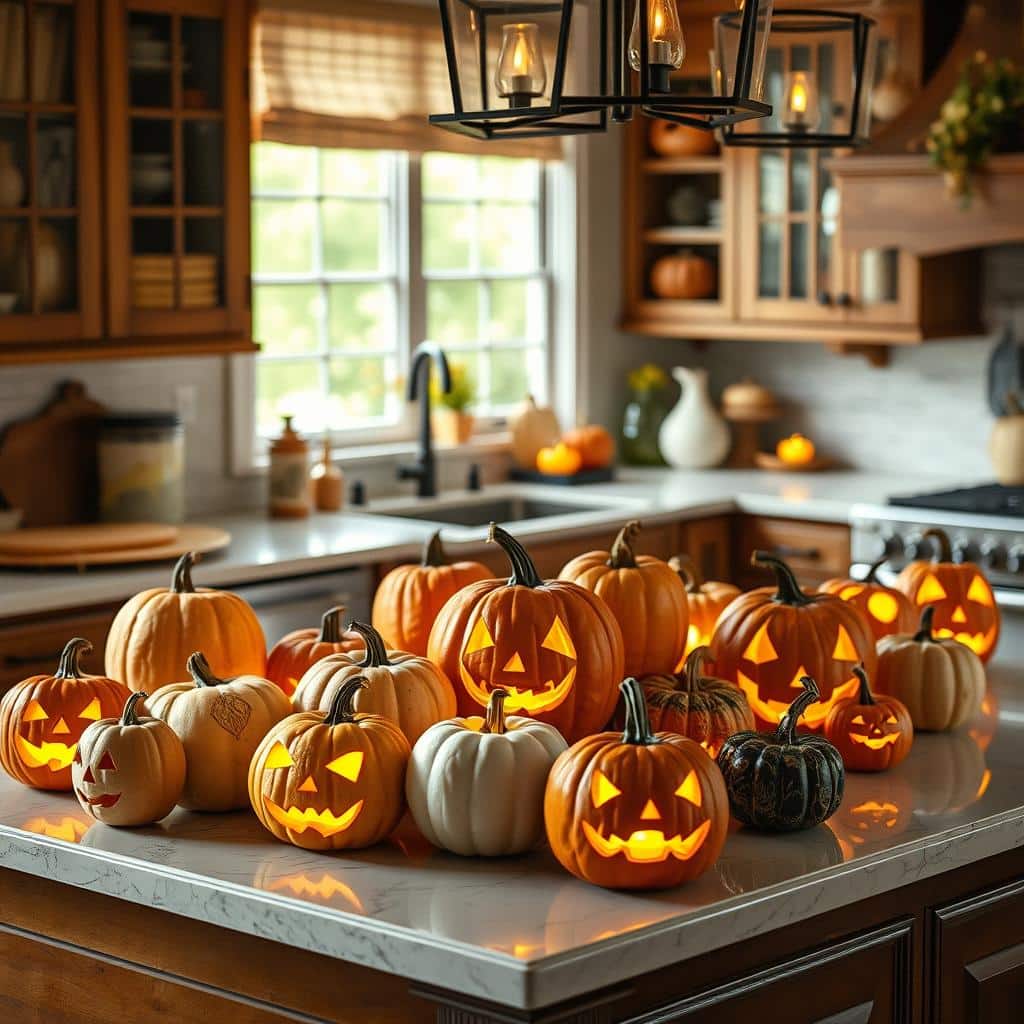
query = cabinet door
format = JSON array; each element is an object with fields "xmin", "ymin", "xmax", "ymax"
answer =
[
  {"xmin": 735, "ymin": 517, "xmax": 851, "ymax": 588},
  {"xmin": 0, "ymin": 0, "xmax": 103, "ymax": 347}
]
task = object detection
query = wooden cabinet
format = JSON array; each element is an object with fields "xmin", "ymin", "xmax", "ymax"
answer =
[{"xmin": 735, "ymin": 516, "xmax": 851, "ymax": 588}]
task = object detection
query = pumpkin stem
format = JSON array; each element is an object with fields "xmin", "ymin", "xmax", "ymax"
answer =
[
  {"xmin": 481, "ymin": 689, "xmax": 508, "ymax": 734},
  {"xmin": 776, "ymin": 676, "xmax": 820, "ymax": 745},
  {"xmin": 488, "ymin": 523, "xmax": 543, "ymax": 589},
  {"xmin": 607, "ymin": 521, "xmax": 641, "ymax": 569},
  {"xmin": 422, "ymin": 530, "xmax": 447, "ymax": 568},
  {"xmin": 55, "ymin": 637, "xmax": 92, "ymax": 679},
  {"xmin": 171, "ymin": 551, "xmax": 198, "ymax": 594},
  {"xmin": 319, "ymin": 606, "xmax": 348, "ymax": 643},
  {"xmin": 620, "ymin": 677, "xmax": 658, "ymax": 746},
  {"xmin": 852, "ymin": 665, "xmax": 874, "ymax": 706},
  {"xmin": 914, "ymin": 605, "xmax": 937, "ymax": 643},
  {"xmin": 349, "ymin": 621, "xmax": 392, "ymax": 668},
  {"xmin": 187, "ymin": 652, "xmax": 225, "ymax": 688},
  {"xmin": 670, "ymin": 553, "xmax": 703, "ymax": 593},
  {"xmin": 121, "ymin": 691, "xmax": 149, "ymax": 726},
  {"xmin": 751, "ymin": 551, "xmax": 811, "ymax": 606},
  {"xmin": 862, "ymin": 557, "xmax": 887, "ymax": 584},
  {"xmin": 684, "ymin": 646, "xmax": 710, "ymax": 699},
  {"xmin": 923, "ymin": 528, "xmax": 953, "ymax": 563},
  {"xmin": 325, "ymin": 676, "xmax": 367, "ymax": 726}
]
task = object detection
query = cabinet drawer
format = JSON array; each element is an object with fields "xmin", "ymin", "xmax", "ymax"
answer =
[{"xmin": 736, "ymin": 517, "xmax": 851, "ymax": 587}]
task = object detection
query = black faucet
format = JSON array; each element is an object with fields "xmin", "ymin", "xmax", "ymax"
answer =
[{"xmin": 398, "ymin": 342, "xmax": 452, "ymax": 499}]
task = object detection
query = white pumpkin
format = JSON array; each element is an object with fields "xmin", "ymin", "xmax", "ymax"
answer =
[
  {"xmin": 406, "ymin": 689, "xmax": 567, "ymax": 856},
  {"xmin": 509, "ymin": 394, "xmax": 560, "ymax": 470},
  {"xmin": 874, "ymin": 607, "xmax": 986, "ymax": 732}
]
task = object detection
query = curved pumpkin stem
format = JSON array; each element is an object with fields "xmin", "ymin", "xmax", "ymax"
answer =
[
  {"xmin": 481, "ymin": 689, "xmax": 508, "ymax": 734},
  {"xmin": 325, "ymin": 676, "xmax": 367, "ymax": 726},
  {"xmin": 620, "ymin": 677, "xmax": 658, "ymax": 746},
  {"xmin": 55, "ymin": 637, "xmax": 92, "ymax": 679},
  {"xmin": 861, "ymin": 557, "xmax": 887, "ymax": 585},
  {"xmin": 852, "ymin": 665, "xmax": 874, "ymax": 706},
  {"xmin": 607, "ymin": 520, "xmax": 641, "ymax": 570},
  {"xmin": 751, "ymin": 551, "xmax": 811, "ymax": 606},
  {"xmin": 171, "ymin": 551, "xmax": 198, "ymax": 594},
  {"xmin": 915, "ymin": 605, "xmax": 937, "ymax": 643},
  {"xmin": 684, "ymin": 646, "xmax": 710, "ymax": 701},
  {"xmin": 349, "ymin": 621, "xmax": 392, "ymax": 668},
  {"xmin": 488, "ymin": 523, "xmax": 543, "ymax": 589},
  {"xmin": 923, "ymin": 528, "xmax": 953, "ymax": 563},
  {"xmin": 671, "ymin": 553, "xmax": 703, "ymax": 593},
  {"xmin": 319, "ymin": 606, "xmax": 348, "ymax": 643},
  {"xmin": 422, "ymin": 530, "xmax": 448, "ymax": 568},
  {"xmin": 121, "ymin": 691, "xmax": 149, "ymax": 726},
  {"xmin": 775, "ymin": 676, "xmax": 820, "ymax": 745},
  {"xmin": 187, "ymin": 652, "xmax": 225, "ymax": 688}
]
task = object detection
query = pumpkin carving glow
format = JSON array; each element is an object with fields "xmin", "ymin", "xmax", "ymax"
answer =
[
  {"xmin": 671, "ymin": 555, "xmax": 741, "ymax": 661},
  {"xmin": 818, "ymin": 558, "xmax": 917, "ymax": 644}
]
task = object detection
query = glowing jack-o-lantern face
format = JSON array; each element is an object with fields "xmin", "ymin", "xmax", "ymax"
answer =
[
  {"xmin": 823, "ymin": 666, "xmax": 913, "ymax": 772},
  {"xmin": 819, "ymin": 561, "xmax": 917, "ymax": 644}
]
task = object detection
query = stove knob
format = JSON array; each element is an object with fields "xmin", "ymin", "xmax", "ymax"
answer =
[
  {"xmin": 881, "ymin": 532, "xmax": 904, "ymax": 559},
  {"xmin": 1008, "ymin": 546, "xmax": 1024, "ymax": 574},
  {"xmin": 981, "ymin": 541, "xmax": 1006, "ymax": 571},
  {"xmin": 952, "ymin": 536, "xmax": 979, "ymax": 564},
  {"xmin": 903, "ymin": 534, "xmax": 924, "ymax": 560}
]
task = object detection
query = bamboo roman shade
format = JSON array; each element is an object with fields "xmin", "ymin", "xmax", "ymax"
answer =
[{"xmin": 253, "ymin": 0, "xmax": 560, "ymax": 158}]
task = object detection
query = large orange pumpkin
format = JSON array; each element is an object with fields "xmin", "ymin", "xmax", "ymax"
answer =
[
  {"xmin": 650, "ymin": 250, "xmax": 716, "ymax": 300},
  {"xmin": 544, "ymin": 676, "xmax": 729, "ymax": 890},
  {"xmin": 371, "ymin": 531, "xmax": 492, "ymax": 656},
  {"xmin": 671, "ymin": 554, "xmax": 741, "ymax": 661},
  {"xmin": 823, "ymin": 665, "xmax": 913, "ymax": 772},
  {"xmin": 266, "ymin": 606, "xmax": 364, "ymax": 698},
  {"xmin": 558, "ymin": 520, "xmax": 688, "ymax": 677},
  {"xmin": 819, "ymin": 558, "xmax": 917, "ymax": 644},
  {"xmin": 895, "ymin": 528, "xmax": 1001, "ymax": 662},
  {"xmin": 0, "ymin": 638, "xmax": 131, "ymax": 791},
  {"xmin": 561, "ymin": 424, "xmax": 615, "ymax": 470},
  {"xmin": 710, "ymin": 551, "xmax": 877, "ymax": 731},
  {"xmin": 427, "ymin": 524, "xmax": 624, "ymax": 743}
]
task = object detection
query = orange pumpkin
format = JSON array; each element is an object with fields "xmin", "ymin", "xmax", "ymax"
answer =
[
  {"xmin": 823, "ymin": 665, "xmax": 913, "ymax": 772},
  {"xmin": 371, "ymin": 532, "xmax": 493, "ymax": 656},
  {"xmin": 536, "ymin": 442, "xmax": 582, "ymax": 476},
  {"xmin": 895, "ymin": 528, "xmax": 1001, "ymax": 662},
  {"xmin": 562, "ymin": 425, "xmax": 615, "ymax": 470},
  {"xmin": 818, "ymin": 558, "xmax": 917, "ymax": 644},
  {"xmin": 649, "ymin": 119, "xmax": 719, "ymax": 158},
  {"xmin": 671, "ymin": 554, "xmax": 741, "ymax": 661},
  {"xmin": 266, "ymin": 606, "xmax": 364, "ymax": 698},
  {"xmin": 650, "ymin": 250, "xmax": 716, "ymax": 300},
  {"xmin": 710, "ymin": 551, "xmax": 877, "ymax": 731},
  {"xmin": 544, "ymin": 676, "xmax": 729, "ymax": 890},
  {"xmin": 427, "ymin": 524, "xmax": 624, "ymax": 743},
  {"xmin": 0, "ymin": 638, "xmax": 131, "ymax": 791},
  {"xmin": 558, "ymin": 520, "xmax": 688, "ymax": 677}
]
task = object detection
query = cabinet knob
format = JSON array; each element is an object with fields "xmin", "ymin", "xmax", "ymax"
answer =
[
  {"xmin": 817, "ymin": 290, "xmax": 833, "ymax": 306},
  {"xmin": 835, "ymin": 292, "xmax": 853, "ymax": 308},
  {"xmin": 1008, "ymin": 546, "xmax": 1024, "ymax": 574}
]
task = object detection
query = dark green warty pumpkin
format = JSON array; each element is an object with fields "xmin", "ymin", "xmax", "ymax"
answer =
[{"xmin": 716, "ymin": 676, "xmax": 844, "ymax": 832}]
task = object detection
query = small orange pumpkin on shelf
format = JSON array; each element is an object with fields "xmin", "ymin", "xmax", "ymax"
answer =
[
  {"xmin": 671, "ymin": 554, "xmax": 741, "ymax": 661},
  {"xmin": 823, "ymin": 665, "xmax": 913, "ymax": 772},
  {"xmin": 536, "ymin": 441, "xmax": 583, "ymax": 476},
  {"xmin": 266, "ymin": 606, "xmax": 365, "ymax": 698},
  {"xmin": 649, "ymin": 250, "xmax": 716, "ymax": 301},
  {"xmin": 818, "ymin": 558, "xmax": 917, "ymax": 644},
  {"xmin": 649, "ymin": 119, "xmax": 719, "ymax": 158},
  {"xmin": 562, "ymin": 424, "xmax": 615, "ymax": 470}
]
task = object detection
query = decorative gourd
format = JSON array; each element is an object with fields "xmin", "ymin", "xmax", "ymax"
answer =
[
  {"xmin": 428, "ymin": 524, "xmax": 625, "ymax": 743},
  {"xmin": 0, "ymin": 638, "xmax": 131, "ymax": 791},
  {"xmin": 671, "ymin": 554, "xmax": 741, "ymax": 660},
  {"xmin": 716, "ymin": 676, "xmax": 845, "ymax": 832},
  {"xmin": 562, "ymin": 424, "xmax": 615, "ymax": 470},
  {"xmin": 649, "ymin": 118, "xmax": 718, "ymax": 158},
  {"xmin": 105, "ymin": 552, "xmax": 267, "ymax": 690},
  {"xmin": 406, "ymin": 688, "xmax": 568, "ymax": 856},
  {"xmin": 823, "ymin": 665, "xmax": 913, "ymax": 772},
  {"xmin": 649, "ymin": 251, "xmax": 715, "ymax": 301},
  {"xmin": 72, "ymin": 691, "xmax": 186, "ymax": 826},
  {"xmin": 510, "ymin": 394, "xmax": 561, "ymax": 471},
  {"xmin": 371, "ymin": 532, "xmax": 492, "ymax": 656},
  {"xmin": 775, "ymin": 433, "xmax": 816, "ymax": 466},
  {"xmin": 544, "ymin": 677, "xmax": 729, "ymax": 890},
  {"xmin": 147, "ymin": 652, "xmax": 291, "ymax": 811},
  {"xmin": 266, "ymin": 606, "xmax": 364, "ymax": 698},
  {"xmin": 818, "ymin": 558, "xmax": 917, "ymax": 644},
  {"xmin": 291, "ymin": 621, "xmax": 455, "ymax": 747},
  {"xmin": 558, "ymin": 520, "xmax": 689, "ymax": 677},
  {"xmin": 874, "ymin": 606, "xmax": 986, "ymax": 732},
  {"xmin": 249, "ymin": 676, "xmax": 410, "ymax": 851},
  {"xmin": 536, "ymin": 441, "xmax": 582, "ymax": 476},
  {"xmin": 710, "ymin": 551, "xmax": 877, "ymax": 730},
  {"xmin": 633, "ymin": 646, "xmax": 754, "ymax": 757},
  {"xmin": 895, "ymin": 528, "xmax": 1001, "ymax": 662}
]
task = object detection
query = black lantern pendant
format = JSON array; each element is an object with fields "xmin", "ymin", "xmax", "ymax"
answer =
[{"xmin": 717, "ymin": 9, "xmax": 878, "ymax": 148}]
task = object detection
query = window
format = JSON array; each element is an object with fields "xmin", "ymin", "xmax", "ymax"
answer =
[{"xmin": 250, "ymin": 142, "xmax": 552, "ymax": 445}]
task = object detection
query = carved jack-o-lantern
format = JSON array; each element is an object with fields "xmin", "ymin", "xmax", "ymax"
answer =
[
  {"xmin": 711, "ymin": 553, "xmax": 877, "ymax": 730},
  {"xmin": 823, "ymin": 666, "xmax": 913, "ymax": 772},
  {"xmin": 670, "ymin": 555, "xmax": 741, "ymax": 663},
  {"xmin": 819, "ymin": 558, "xmax": 917, "ymax": 644},
  {"xmin": 896, "ymin": 529, "xmax": 1001, "ymax": 662}
]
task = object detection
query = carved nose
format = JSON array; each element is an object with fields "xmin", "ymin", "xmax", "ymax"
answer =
[
  {"xmin": 53, "ymin": 717, "xmax": 70, "ymax": 735},
  {"xmin": 503, "ymin": 652, "xmax": 525, "ymax": 673},
  {"xmin": 83, "ymin": 766, "xmax": 95, "ymax": 784},
  {"xmin": 298, "ymin": 775, "xmax": 318, "ymax": 793},
  {"xmin": 952, "ymin": 605, "xmax": 968, "ymax": 623},
  {"xmin": 640, "ymin": 799, "xmax": 661, "ymax": 821}
]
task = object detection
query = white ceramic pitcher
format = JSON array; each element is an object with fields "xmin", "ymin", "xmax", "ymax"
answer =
[{"xmin": 658, "ymin": 366, "xmax": 731, "ymax": 469}]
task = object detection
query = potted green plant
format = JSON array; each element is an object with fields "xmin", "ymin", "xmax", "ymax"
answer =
[{"xmin": 430, "ymin": 362, "xmax": 475, "ymax": 445}]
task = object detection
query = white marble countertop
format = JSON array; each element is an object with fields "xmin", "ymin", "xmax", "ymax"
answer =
[{"xmin": 0, "ymin": 468, "xmax": 964, "ymax": 619}]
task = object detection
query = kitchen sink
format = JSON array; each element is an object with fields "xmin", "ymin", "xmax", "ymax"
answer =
[{"xmin": 375, "ymin": 494, "xmax": 618, "ymax": 528}]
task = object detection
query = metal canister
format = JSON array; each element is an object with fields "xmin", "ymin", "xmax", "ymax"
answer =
[{"xmin": 98, "ymin": 412, "xmax": 185, "ymax": 523}]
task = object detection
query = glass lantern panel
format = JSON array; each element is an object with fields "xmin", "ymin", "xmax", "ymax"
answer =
[{"xmin": 713, "ymin": 0, "xmax": 775, "ymax": 101}]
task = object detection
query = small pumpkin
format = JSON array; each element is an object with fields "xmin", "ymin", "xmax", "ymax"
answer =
[
  {"xmin": 650, "ymin": 250, "xmax": 716, "ymax": 301},
  {"xmin": 536, "ymin": 441, "xmax": 582, "ymax": 476},
  {"xmin": 249, "ymin": 676, "xmax": 410, "ymax": 851},
  {"xmin": 147, "ymin": 652, "xmax": 291, "ymax": 811},
  {"xmin": 0, "ymin": 638, "xmax": 131, "ymax": 791},
  {"xmin": 823, "ymin": 665, "xmax": 913, "ymax": 772},
  {"xmin": 544, "ymin": 676, "xmax": 729, "ymax": 890},
  {"xmin": 428, "ymin": 524, "xmax": 625, "ymax": 743},
  {"xmin": 649, "ymin": 118, "xmax": 719, "ymax": 158},
  {"xmin": 72, "ymin": 691, "xmax": 186, "ymax": 826},
  {"xmin": 371, "ymin": 532, "xmax": 493, "ymax": 656},
  {"xmin": 406, "ymin": 688, "xmax": 568, "ymax": 856},
  {"xmin": 105, "ymin": 551, "xmax": 267, "ymax": 691},
  {"xmin": 895, "ymin": 528, "xmax": 1001, "ymax": 662},
  {"xmin": 266, "ymin": 606, "xmax": 364, "ymax": 698},
  {"xmin": 562, "ymin": 424, "xmax": 615, "ymax": 470},
  {"xmin": 510, "ymin": 394, "xmax": 561, "ymax": 470},
  {"xmin": 291, "ymin": 621, "xmax": 456, "ymax": 747},
  {"xmin": 633, "ymin": 646, "xmax": 754, "ymax": 757},
  {"xmin": 671, "ymin": 554, "xmax": 741, "ymax": 661},
  {"xmin": 558, "ymin": 520, "xmax": 689, "ymax": 677},
  {"xmin": 874, "ymin": 606, "xmax": 986, "ymax": 732},
  {"xmin": 717, "ymin": 675, "xmax": 845, "ymax": 832},
  {"xmin": 818, "ymin": 558, "xmax": 917, "ymax": 644}
]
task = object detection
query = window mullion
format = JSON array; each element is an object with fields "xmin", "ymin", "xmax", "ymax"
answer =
[{"xmin": 403, "ymin": 152, "xmax": 423, "ymax": 433}]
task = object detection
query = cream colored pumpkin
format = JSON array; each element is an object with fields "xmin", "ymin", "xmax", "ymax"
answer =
[
  {"xmin": 874, "ymin": 607, "xmax": 986, "ymax": 732},
  {"xmin": 509, "ymin": 394, "xmax": 560, "ymax": 470},
  {"xmin": 406, "ymin": 689, "xmax": 567, "ymax": 856},
  {"xmin": 147, "ymin": 653, "xmax": 291, "ymax": 810}
]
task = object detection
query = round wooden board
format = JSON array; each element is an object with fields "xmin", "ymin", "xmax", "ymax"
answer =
[
  {"xmin": 754, "ymin": 452, "xmax": 837, "ymax": 473},
  {"xmin": 0, "ymin": 522, "xmax": 179, "ymax": 557},
  {"xmin": 0, "ymin": 524, "xmax": 231, "ymax": 567}
]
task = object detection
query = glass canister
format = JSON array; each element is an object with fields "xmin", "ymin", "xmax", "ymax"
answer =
[{"xmin": 99, "ymin": 412, "xmax": 185, "ymax": 523}]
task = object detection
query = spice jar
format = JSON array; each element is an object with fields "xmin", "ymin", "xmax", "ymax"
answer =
[
  {"xmin": 269, "ymin": 415, "xmax": 310, "ymax": 518},
  {"xmin": 99, "ymin": 412, "xmax": 185, "ymax": 523}
]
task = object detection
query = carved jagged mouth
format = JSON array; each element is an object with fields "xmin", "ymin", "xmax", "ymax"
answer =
[
  {"xmin": 849, "ymin": 733, "xmax": 900, "ymax": 750},
  {"xmin": 75, "ymin": 789, "xmax": 122, "ymax": 809},
  {"xmin": 459, "ymin": 665, "xmax": 577, "ymax": 714},
  {"xmin": 581, "ymin": 820, "xmax": 711, "ymax": 864},
  {"xmin": 266, "ymin": 874, "xmax": 365, "ymax": 908},
  {"xmin": 16, "ymin": 735, "xmax": 77, "ymax": 771},
  {"xmin": 736, "ymin": 672, "xmax": 861, "ymax": 728},
  {"xmin": 263, "ymin": 795, "xmax": 363, "ymax": 837},
  {"xmin": 932, "ymin": 626, "xmax": 997, "ymax": 655}
]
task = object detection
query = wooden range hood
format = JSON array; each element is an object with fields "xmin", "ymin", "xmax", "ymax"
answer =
[{"xmin": 831, "ymin": 0, "xmax": 1024, "ymax": 257}]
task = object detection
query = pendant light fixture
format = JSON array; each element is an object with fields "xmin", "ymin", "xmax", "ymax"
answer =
[{"xmin": 716, "ymin": 9, "xmax": 878, "ymax": 148}]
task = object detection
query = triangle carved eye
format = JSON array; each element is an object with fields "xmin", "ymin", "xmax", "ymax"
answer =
[
  {"xmin": 98, "ymin": 752, "xmax": 117, "ymax": 771},
  {"xmin": 465, "ymin": 617, "xmax": 495, "ymax": 655},
  {"xmin": 591, "ymin": 769, "xmax": 621, "ymax": 807}
]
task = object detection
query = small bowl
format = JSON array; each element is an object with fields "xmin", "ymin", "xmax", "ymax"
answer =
[{"xmin": 0, "ymin": 293, "xmax": 17, "ymax": 314}]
